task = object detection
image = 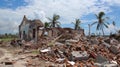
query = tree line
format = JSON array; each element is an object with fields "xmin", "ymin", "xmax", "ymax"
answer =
[{"xmin": 44, "ymin": 11, "xmax": 118, "ymax": 36}]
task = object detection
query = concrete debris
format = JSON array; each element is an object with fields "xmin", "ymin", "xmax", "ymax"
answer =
[
  {"xmin": 71, "ymin": 51, "xmax": 89, "ymax": 61},
  {"xmin": 66, "ymin": 39, "xmax": 79, "ymax": 43},
  {"xmin": 94, "ymin": 62, "xmax": 118, "ymax": 67},
  {"xmin": 110, "ymin": 38, "xmax": 119, "ymax": 45},
  {"xmin": 56, "ymin": 58, "xmax": 65, "ymax": 62},
  {"xmin": 55, "ymin": 42, "xmax": 64, "ymax": 46},
  {"xmin": 40, "ymin": 48, "xmax": 51, "ymax": 53},
  {"xmin": 6, "ymin": 34, "xmax": 120, "ymax": 67},
  {"xmin": 95, "ymin": 54, "xmax": 108, "ymax": 63},
  {"xmin": 94, "ymin": 60, "xmax": 118, "ymax": 67},
  {"xmin": 102, "ymin": 41, "xmax": 111, "ymax": 48},
  {"xmin": 109, "ymin": 45, "xmax": 119, "ymax": 54},
  {"xmin": 67, "ymin": 61, "xmax": 75, "ymax": 65}
]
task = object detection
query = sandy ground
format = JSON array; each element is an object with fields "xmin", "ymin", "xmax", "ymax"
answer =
[
  {"xmin": 0, "ymin": 46, "xmax": 32, "ymax": 67},
  {"xmin": 0, "ymin": 46, "xmax": 59, "ymax": 67}
]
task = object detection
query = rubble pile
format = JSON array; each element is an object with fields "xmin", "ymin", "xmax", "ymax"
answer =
[
  {"xmin": 20, "ymin": 36, "xmax": 120, "ymax": 67},
  {"xmin": 8, "ymin": 35, "xmax": 120, "ymax": 67}
]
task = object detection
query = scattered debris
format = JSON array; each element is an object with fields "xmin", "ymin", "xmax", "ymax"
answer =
[
  {"xmin": 40, "ymin": 48, "xmax": 51, "ymax": 53},
  {"xmin": 1, "ymin": 32, "xmax": 120, "ymax": 67}
]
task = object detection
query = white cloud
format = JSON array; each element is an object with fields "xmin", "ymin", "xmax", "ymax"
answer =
[
  {"xmin": 0, "ymin": 0, "xmax": 120, "ymax": 34},
  {"xmin": 102, "ymin": 0, "xmax": 120, "ymax": 6},
  {"xmin": 105, "ymin": 24, "xmax": 120, "ymax": 34}
]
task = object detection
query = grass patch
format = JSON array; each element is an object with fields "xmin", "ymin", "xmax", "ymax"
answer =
[
  {"xmin": 32, "ymin": 50, "xmax": 40, "ymax": 54},
  {"xmin": 0, "ymin": 38, "xmax": 17, "ymax": 42}
]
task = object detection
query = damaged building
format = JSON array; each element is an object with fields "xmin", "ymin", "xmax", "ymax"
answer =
[
  {"xmin": 43, "ymin": 27, "xmax": 84, "ymax": 39},
  {"xmin": 19, "ymin": 15, "xmax": 85, "ymax": 43},
  {"xmin": 19, "ymin": 15, "xmax": 44, "ymax": 42}
]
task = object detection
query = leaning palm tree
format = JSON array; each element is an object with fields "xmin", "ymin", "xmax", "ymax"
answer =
[
  {"xmin": 91, "ymin": 11, "xmax": 109, "ymax": 36},
  {"xmin": 72, "ymin": 19, "xmax": 81, "ymax": 30},
  {"xmin": 47, "ymin": 14, "xmax": 61, "ymax": 28}
]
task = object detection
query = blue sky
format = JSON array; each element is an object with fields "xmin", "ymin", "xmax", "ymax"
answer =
[
  {"xmin": 0, "ymin": 0, "xmax": 120, "ymax": 35},
  {"xmin": 0, "ymin": 0, "xmax": 28, "ymax": 9}
]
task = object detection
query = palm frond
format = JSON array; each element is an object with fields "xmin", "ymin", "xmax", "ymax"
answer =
[
  {"xmin": 95, "ymin": 14, "xmax": 98, "ymax": 19},
  {"xmin": 47, "ymin": 17, "xmax": 52, "ymax": 21},
  {"xmin": 104, "ymin": 23, "xmax": 108, "ymax": 28},
  {"xmin": 91, "ymin": 21, "xmax": 97, "ymax": 26},
  {"xmin": 72, "ymin": 22, "xmax": 75, "ymax": 24},
  {"xmin": 105, "ymin": 22, "xmax": 110, "ymax": 25},
  {"xmin": 53, "ymin": 14, "xmax": 60, "ymax": 20},
  {"xmin": 96, "ymin": 23, "xmax": 100, "ymax": 30},
  {"xmin": 102, "ymin": 17, "xmax": 109, "ymax": 22},
  {"xmin": 112, "ymin": 21, "xmax": 116, "ymax": 26},
  {"xmin": 56, "ymin": 24, "xmax": 61, "ymax": 28},
  {"xmin": 56, "ymin": 21, "xmax": 61, "ymax": 24}
]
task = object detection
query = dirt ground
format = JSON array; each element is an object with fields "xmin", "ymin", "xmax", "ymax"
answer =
[
  {"xmin": 0, "ymin": 43, "xmax": 63, "ymax": 67},
  {"xmin": 0, "ymin": 50, "xmax": 4, "ymax": 58}
]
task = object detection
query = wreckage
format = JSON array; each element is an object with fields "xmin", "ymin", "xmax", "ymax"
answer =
[{"xmin": 7, "ymin": 15, "xmax": 120, "ymax": 67}]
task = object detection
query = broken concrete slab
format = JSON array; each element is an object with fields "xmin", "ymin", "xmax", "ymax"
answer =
[
  {"xmin": 40, "ymin": 48, "xmax": 51, "ymax": 53},
  {"xmin": 67, "ymin": 61, "xmax": 75, "ymax": 66},
  {"xmin": 95, "ymin": 54, "xmax": 108, "ymax": 63},
  {"xmin": 102, "ymin": 42, "xmax": 111, "ymax": 48},
  {"xmin": 71, "ymin": 51, "xmax": 89, "ymax": 61},
  {"xmin": 66, "ymin": 39, "xmax": 79, "ymax": 43},
  {"xmin": 90, "ymin": 38, "xmax": 99, "ymax": 45},
  {"xmin": 56, "ymin": 58, "xmax": 65, "ymax": 63},
  {"xmin": 110, "ymin": 38, "xmax": 119, "ymax": 45},
  {"xmin": 55, "ymin": 42, "xmax": 64, "ymax": 46},
  {"xmin": 94, "ymin": 61, "xmax": 118, "ymax": 67},
  {"xmin": 109, "ymin": 45, "xmax": 119, "ymax": 54}
]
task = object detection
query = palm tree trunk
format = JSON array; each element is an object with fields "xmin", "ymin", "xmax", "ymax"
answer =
[
  {"xmin": 53, "ymin": 21, "xmax": 55, "ymax": 27},
  {"xmin": 75, "ymin": 24, "xmax": 77, "ymax": 30},
  {"xmin": 102, "ymin": 28, "xmax": 104, "ymax": 36},
  {"xmin": 88, "ymin": 24, "xmax": 91, "ymax": 37}
]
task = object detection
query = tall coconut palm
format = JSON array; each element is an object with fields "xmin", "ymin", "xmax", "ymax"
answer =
[
  {"xmin": 91, "ymin": 11, "xmax": 109, "ymax": 36},
  {"xmin": 48, "ymin": 14, "xmax": 61, "ymax": 28},
  {"xmin": 72, "ymin": 19, "xmax": 81, "ymax": 30}
]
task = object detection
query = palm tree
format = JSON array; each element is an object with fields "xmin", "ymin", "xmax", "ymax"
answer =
[
  {"xmin": 48, "ymin": 14, "xmax": 61, "ymax": 28},
  {"xmin": 72, "ymin": 19, "xmax": 81, "ymax": 30},
  {"xmin": 44, "ymin": 22, "xmax": 50, "ymax": 28},
  {"xmin": 91, "ymin": 11, "xmax": 109, "ymax": 36}
]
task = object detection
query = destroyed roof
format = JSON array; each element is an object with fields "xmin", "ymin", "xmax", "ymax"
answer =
[
  {"xmin": 63, "ymin": 28, "xmax": 74, "ymax": 30},
  {"xmin": 19, "ymin": 15, "xmax": 44, "ymax": 27},
  {"xmin": 45, "ymin": 27, "xmax": 63, "ymax": 31},
  {"xmin": 30, "ymin": 19, "xmax": 44, "ymax": 27}
]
